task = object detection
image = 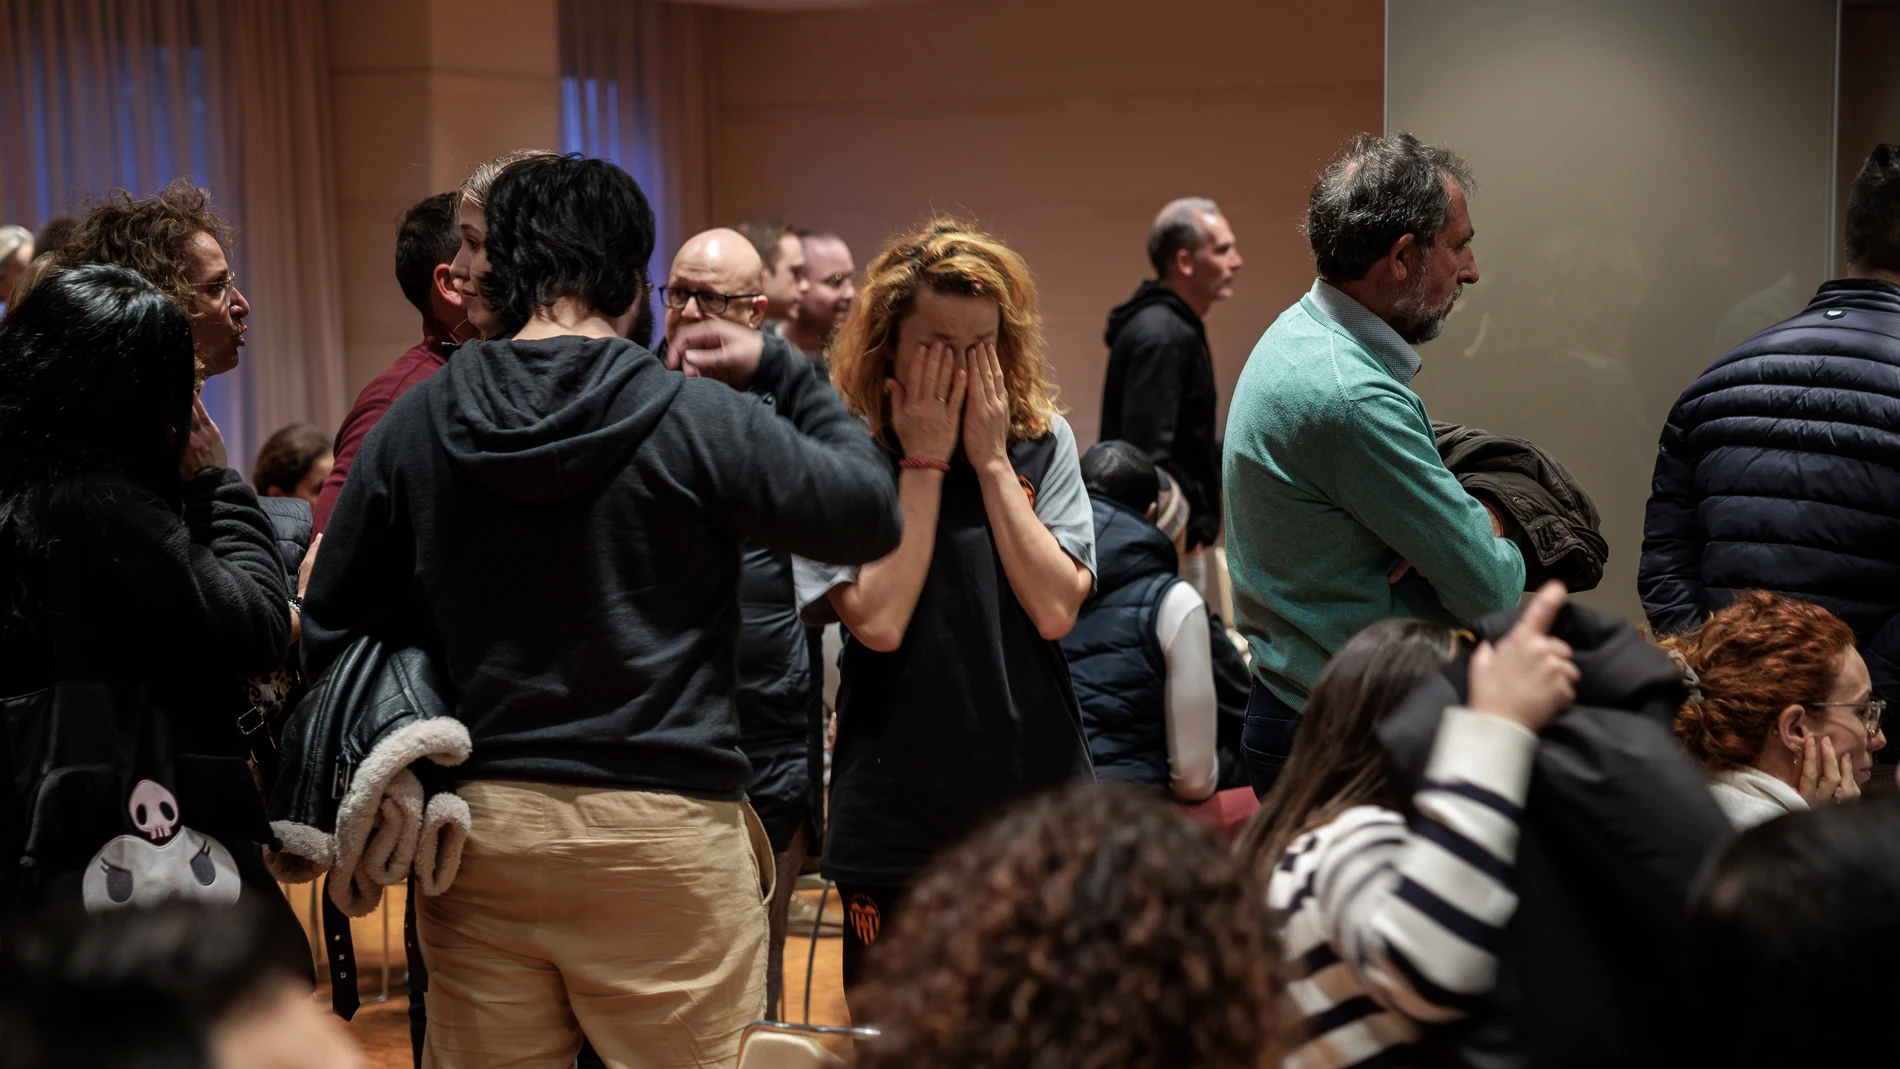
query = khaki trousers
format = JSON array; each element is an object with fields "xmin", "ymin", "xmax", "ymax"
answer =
[{"xmin": 418, "ymin": 781, "xmax": 772, "ymax": 1069}]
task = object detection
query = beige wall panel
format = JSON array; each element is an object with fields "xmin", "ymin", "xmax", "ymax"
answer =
[
  {"xmin": 708, "ymin": 0, "xmax": 1383, "ymax": 446},
  {"xmin": 1388, "ymin": 0, "xmax": 1839, "ymax": 621},
  {"xmin": 424, "ymin": 71, "xmax": 564, "ymax": 186},
  {"xmin": 326, "ymin": 0, "xmax": 560, "ymax": 402}
]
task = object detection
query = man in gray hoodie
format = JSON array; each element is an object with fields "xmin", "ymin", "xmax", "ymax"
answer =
[{"xmin": 308, "ymin": 157, "xmax": 900, "ymax": 1069}]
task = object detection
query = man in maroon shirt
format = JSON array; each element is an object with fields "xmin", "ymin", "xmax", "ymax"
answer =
[{"xmin": 314, "ymin": 192, "xmax": 469, "ymax": 532}]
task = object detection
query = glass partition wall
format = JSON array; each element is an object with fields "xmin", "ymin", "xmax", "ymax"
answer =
[{"xmin": 1385, "ymin": 0, "xmax": 1840, "ymax": 621}]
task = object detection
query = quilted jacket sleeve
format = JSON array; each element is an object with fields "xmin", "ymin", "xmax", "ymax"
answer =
[{"xmin": 1639, "ymin": 407, "xmax": 1707, "ymax": 636}]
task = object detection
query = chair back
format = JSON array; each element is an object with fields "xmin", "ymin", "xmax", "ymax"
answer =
[{"xmin": 737, "ymin": 1021, "xmax": 880, "ymax": 1069}]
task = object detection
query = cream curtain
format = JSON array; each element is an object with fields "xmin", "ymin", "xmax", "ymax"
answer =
[
  {"xmin": 0, "ymin": 0, "xmax": 346, "ymax": 471},
  {"xmin": 560, "ymin": 0, "xmax": 715, "ymax": 281}
]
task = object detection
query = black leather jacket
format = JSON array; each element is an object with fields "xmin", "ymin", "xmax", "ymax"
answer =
[{"xmin": 1380, "ymin": 603, "xmax": 1732, "ymax": 1068}]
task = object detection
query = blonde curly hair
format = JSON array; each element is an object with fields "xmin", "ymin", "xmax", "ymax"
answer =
[{"xmin": 828, "ymin": 219, "xmax": 1061, "ymax": 446}]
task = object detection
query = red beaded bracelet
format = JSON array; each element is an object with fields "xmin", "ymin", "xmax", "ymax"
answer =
[{"xmin": 899, "ymin": 457, "xmax": 951, "ymax": 472}]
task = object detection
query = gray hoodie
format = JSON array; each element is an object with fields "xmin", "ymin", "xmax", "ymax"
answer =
[{"xmin": 306, "ymin": 331, "xmax": 899, "ymax": 797}]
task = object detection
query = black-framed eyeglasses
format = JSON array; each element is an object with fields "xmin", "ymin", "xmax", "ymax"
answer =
[
  {"xmin": 1805, "ymin": 699, "xmax": 1887, "ymax": 741},
  {"xmin": 657, "ymin": 286, "xmax": 759, "ymax": 316},
  {"xmin": 192, "ymin": 272, "xmax": 237, "ymax": 307}
]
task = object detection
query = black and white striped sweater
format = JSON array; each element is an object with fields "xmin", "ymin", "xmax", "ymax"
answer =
[{"xmin": 1265, "ymin": 706, "xmax": 1538, "ymax": 1069}]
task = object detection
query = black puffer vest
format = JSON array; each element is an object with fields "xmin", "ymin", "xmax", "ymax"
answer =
[{"xmin": 1060, "ymin": 498, "xmax": 1181, "ymax": 791}]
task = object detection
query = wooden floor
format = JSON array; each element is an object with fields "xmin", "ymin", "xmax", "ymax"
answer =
[{"xmin": 296, "ymin": 885, "xmax": 853, "ymax": 1069}]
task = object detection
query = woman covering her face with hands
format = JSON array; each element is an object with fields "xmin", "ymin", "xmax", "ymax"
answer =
[{"xmin": 793, "ymin": 221, "xmax": 1096, "ymax": 998}]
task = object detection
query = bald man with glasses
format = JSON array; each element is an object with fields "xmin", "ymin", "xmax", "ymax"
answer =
[
  {"xmin": 659, "ymin": 227, "xmax": 770, "ymax": 336},
  {"xmin": 658, "ymin": 225, "xmax": 829, "ymax": 1020}
]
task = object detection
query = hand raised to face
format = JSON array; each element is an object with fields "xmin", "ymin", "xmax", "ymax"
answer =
[
  {"xmin": 887, "ymin": 340, "xmax": 965, "ymax": 464},
  {"xmin": 667, "ymin": 316, "xmax": 764, "ymax": 389},
  {"xmin": 180, "ymin": 393, "xmax": 228, "ymax": 482},
  {"xmin": 960, "ymin": 340, "xmax": 1010, "ymax": 473}
]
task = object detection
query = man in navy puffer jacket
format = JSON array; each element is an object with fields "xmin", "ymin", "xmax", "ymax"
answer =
[{"xmin": 1642, "ymin": 145, "xmax": 1900, "ymax": 755}]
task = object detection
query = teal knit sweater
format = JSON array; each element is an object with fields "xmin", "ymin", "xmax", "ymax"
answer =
[{"xmin": 1222, "ymin": 293, "xmax": 1524, "ymax": 710}]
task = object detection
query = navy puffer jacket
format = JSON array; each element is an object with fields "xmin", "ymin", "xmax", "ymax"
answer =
[{"xmin": 1640, "ymin": 278, "xmax": 1900, "ymax": 716}]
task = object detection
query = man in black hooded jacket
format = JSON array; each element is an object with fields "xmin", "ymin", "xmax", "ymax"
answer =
[
  {"xmin": 306, "ymin": 157, "xmax": 901, "ymax": 1068},
  {"xmin": 1100, "ymin": 197, "xmax": 1242, "ymax": 553}
]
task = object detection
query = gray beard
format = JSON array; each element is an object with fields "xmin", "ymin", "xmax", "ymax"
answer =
[{"xmin": 1390, "ymin": 281, "xmax": 1461, "ymax": 345}]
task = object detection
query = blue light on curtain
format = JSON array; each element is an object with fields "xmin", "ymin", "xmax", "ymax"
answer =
[
  {"xmin": 558, "ymin": 0, "xmax": 713, "ymax": 336},
  {"xmin": 560, "ymin": 68, "xmax": 662, "ymax": 330},
  {"xmin": 0, "ymin": 2, "xmax": 246, "ymax": 455}
]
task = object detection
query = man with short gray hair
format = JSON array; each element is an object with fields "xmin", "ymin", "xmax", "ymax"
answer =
[
  {"xmin": 1101, "ymin": 197, "xmax": 1242, "ymax": 558},
  {"xmin": 1222, "ymin": 132, "xmax": 1523, "ymax": 796}
]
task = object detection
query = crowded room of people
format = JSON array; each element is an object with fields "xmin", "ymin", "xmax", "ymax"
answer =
[{"xmin": 3, "ymin": 0, "xmax": 1900, "ymax": 1067}]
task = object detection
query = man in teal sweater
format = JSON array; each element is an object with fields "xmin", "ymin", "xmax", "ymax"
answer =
[{"xmin": 1224, "ymin": 133, "xmax": 1524, "ymax": 796}]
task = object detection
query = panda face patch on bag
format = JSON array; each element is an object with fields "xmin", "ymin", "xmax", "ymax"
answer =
[{"xmin": 81, "ymin": 779, "xmax": 241, "ymax": 912}]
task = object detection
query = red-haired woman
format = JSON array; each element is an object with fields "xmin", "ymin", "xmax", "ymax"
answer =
[{"xmin": 1661, "ymin": 590, "xmax": 1885, "ymax": 828}]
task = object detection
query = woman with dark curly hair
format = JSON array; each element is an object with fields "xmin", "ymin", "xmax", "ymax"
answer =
[
  {"xmin": 1659, "ymin": 590, "xmax": 1881, "ymax": 828},
  {"xmin": 56, "ymin": 180, "xmax": 251, "ymax": 379},
  {"xmin": 853, "ymin": 782, "xmax": 1284, "ymax": 1069}
]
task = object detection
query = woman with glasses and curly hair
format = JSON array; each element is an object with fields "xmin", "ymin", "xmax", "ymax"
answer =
[
  {"xmin": 793, "ymin": 220, "xmax": 1097, "ymax": 997},
  {"xmin": 1661, "ymin": 590, "xmax": 1886, "ymax": 828}
]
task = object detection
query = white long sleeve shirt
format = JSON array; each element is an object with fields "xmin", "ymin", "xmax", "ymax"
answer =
[{"xmin": 1155, "ymin": 581, "xmax": 1218, "ymax": 801}]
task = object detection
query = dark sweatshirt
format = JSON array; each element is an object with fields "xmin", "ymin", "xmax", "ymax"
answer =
[
  {"xmin": 306, "ymin": 331, "xmax": 901, "ymax": 798},
  {"xmin": 1101, "ymin": 281, "xmax": 1221, "ymax": 549}
]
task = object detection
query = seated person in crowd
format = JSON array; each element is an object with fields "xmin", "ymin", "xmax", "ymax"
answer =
[
  {"xmin": 1688, "ymin": 797, "xmax": 1900, "ymax": 1068},
  {"xmin": 1661, "ymin": 590, "xmax": 1884, "ymax": 828},
  {"xmin": 251, "ymin": 422, "xmax": 332, "ymax": 505},
  {"xmin": 0, "ymin": 901, "xmax": 359, "ymax": 1069},
  {"xmin": 1060, "ymin": 439, "xmax": 1218, "ymax": 802},
  {"xmin": 852, "ymin": 782, "xmax": 1282, "ymax": 1069},
  {"xmin": 795, "ymin": 220, "xmax": 1096, "ymax": 1001},
  {"xmin": 1236, "ymin": 581, "xmax": 1576, "ymax": 1069}
]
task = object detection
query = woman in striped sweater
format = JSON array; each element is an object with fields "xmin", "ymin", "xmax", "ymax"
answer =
[{"xmin": 1236, "ymin": 582, "xmax": 1576, "ymax": 1069}]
